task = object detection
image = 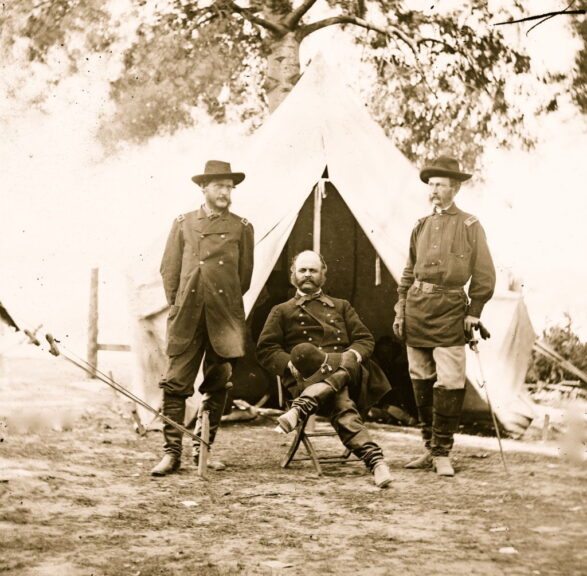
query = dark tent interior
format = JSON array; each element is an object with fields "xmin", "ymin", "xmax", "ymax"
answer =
[{"xmin": 231, "ymin": 173, "xmax": 417, "ymax": 421}]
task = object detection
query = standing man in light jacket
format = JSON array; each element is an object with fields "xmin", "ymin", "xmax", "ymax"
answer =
[
  {"xmin": 393, "ymin": 155, "xmax": 496, "ymax": 477},
  {"xmin": 151, "ymin": 160, "xmax": 254, "ymax": 476}
]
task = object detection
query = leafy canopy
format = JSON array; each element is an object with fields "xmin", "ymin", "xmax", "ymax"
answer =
[{"xmin": 1, "ymin": 1, "xmax": 584, "ymax": 167}]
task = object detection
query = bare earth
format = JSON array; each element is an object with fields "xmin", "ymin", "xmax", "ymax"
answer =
[{"xmin": 0, "ymin": 356, "xmax": 585, "ymax": 576}]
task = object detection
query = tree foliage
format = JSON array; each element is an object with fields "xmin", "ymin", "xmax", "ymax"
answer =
[
  {"xmin": 527, "ymin": 315, "xmax": 587, "ymax": 384},
  {"xmin": 1, "ymin": 1, "xmax": 584, "ymax": 166},
  {"xmin": 571, "ymin": 11, "xmax": 587, "ymax": 113}
]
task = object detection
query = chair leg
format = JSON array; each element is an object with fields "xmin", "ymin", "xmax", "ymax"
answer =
[
  {"xmin": 281, "ymin": 417, "xmax": 355, "ymax": 475},
  {"xmin": 197, "ymin": 410, "xmax": 210, "ymax": 478},
  {"xmin": 302, "ymin": 435, "xmax": 323, "ymax": 476},
  {"xmin": 280, "ymin": 420, "xmax": 306, "ymax": 468}
]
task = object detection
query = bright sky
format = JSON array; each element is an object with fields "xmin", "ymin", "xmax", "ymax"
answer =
[{"xmin": 1, "ymin": 2, "xmax": 586, "ymax": 357}]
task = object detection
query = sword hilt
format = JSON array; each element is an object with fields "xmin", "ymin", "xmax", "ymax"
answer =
[{"xmin": 45, "ymin": 334, "xmax": 61, "ymax": 356}]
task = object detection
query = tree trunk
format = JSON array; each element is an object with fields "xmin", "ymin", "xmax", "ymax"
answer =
[{"xmin": 264, "ymin": 31, "xmax": 301, "ymax": 113}]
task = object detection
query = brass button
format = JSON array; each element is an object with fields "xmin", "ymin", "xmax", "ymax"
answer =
[
  {"xmin": 199, "ymin": 261, "xmax": 204, "ymax": 265},
  {"xmin": 219, "ymin": 261, "xmax": 224, "ymax": 265},
  {"xmin": 218, "ymin": 289, "xmax": 223, "ymax": 294}
]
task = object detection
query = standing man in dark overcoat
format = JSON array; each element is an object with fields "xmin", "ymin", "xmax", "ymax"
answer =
[
  {"xmin": 151, "ymin": 160, "xmax": 254, "ymax": 476},
  {"xmin": 393, "ymin": 155, "xmax": 496, "ymax": 476}
]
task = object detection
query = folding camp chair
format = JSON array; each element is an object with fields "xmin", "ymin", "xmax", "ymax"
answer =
[{"xmin": 277, "ymin": 376, "xmax": 357, "ymax": 476}]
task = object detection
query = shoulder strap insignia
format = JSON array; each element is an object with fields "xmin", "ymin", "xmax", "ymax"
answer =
[
  {"xmin": 176, "ymin": 214, "xmax": 185, "ymax": 223},
  {"xmin": 241, "ymin": 217, "xmax": 249, "ymax": 226},
  {"xmin": 464, "ymin": 215, "xmax": 478, "ymax": 227}
]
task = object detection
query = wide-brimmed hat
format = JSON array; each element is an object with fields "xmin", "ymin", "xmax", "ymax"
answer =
[
  {"xmin": 192, "ymin": 160, "xmax": 245, "ymax": 186},
  {"xmin": 290, "ymin": 343, "xmax": 343, "ymax": 385},
  {"xmin": 419, "ymin": 155, "xmax": 472, "ymax": 184}
]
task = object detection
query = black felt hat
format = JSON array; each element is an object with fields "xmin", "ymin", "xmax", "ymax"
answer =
[
  {"xmin": 419, "ymin": 155, "xmax": 472, "ymax": 184},
  {"xmin": 192, "ymin": 160, "xmax": 245, "ymax": 186},
  {"xmin": 290, "ymin": 343, "xmax": 343, "ymax": 385}
]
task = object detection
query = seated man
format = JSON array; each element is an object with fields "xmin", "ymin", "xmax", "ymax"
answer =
[{"xmin": 257, "ymin": 250, "xmax": 393, "ymax": 489}]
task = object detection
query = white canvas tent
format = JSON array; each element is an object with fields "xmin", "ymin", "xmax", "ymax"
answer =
[{"xmin": 129, "ymin": 53, "xmax": 537, "ymax": 436}]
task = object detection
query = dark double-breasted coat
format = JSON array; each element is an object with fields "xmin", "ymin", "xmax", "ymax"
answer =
[
  {"xmin": 256, "ymin": 293, "xmax": 391, "ymax": 414},
  {"xmin": 160, "ymin": 207, "xmax": 254, "ymax": 358}
]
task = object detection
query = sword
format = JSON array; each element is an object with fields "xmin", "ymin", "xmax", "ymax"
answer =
[
  {"xmin": 43, "ymin": 334, "xmax": 209, "ymax": 446},
  {"xmin": 468, "ymin": 325, "xmax": 509, "ymax": 474},
  {"xmin": 1, "ymin": 302, "xmax": 210, "ymax": 450}
]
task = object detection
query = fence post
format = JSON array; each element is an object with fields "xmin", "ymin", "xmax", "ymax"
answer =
[{"xmin": 87, "ymin": 267, "xmax": 99, "ymax": 378}]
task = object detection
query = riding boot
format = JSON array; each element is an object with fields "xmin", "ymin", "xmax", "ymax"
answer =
[
  {"xmin": 431, "ymin": 387, "xmax": 466, "ymax": 476},
  {"xmin": 353, "ymin": 441, "xmax": 392, "ymax": 488},
  {"xmin": 151, "ymin": 392, "xmax": 185, "ymax": 476},
  {"xmin": 404, "ymin": 378, "xmax": 435, "ymax": 468},
  {"xmin": 277, "ymin": 375, "xmax": 348, "ymax": 433}
]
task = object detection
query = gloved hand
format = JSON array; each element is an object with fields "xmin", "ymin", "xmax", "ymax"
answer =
[
  {"xmin": 464, "ymin": 315, "xmax": 480, "ymax": 340},
  {"xmin": 393, "ymin": 299, "xmax": 406, "ymax": 342}
]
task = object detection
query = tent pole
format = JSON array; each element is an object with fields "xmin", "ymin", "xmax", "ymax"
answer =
[{"xmin": 313, "ymin": 180, "xmax": 325, "ymax": 252}]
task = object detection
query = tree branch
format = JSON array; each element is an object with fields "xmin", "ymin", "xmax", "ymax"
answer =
[
  {"xmin": 297, "ymin": 15, "xmax": 444, "ymax": 100},
  {"xmin": 493, "ymin": 9, "xmax": 584, "ymax": 26},
  {"xmin": 297, "ymin": 15, "xmax": 418, "ymax": 54},
  {"xmin": 283, "ymin": 0, "xmax": 319, "ymax": 29},
  {"xmin": 417, "ymin": 38, "xmax": 456, "ymax": 54},
  {"xmin": 221, "ymin": 0, "xmax": 288, "ymax": 36}
]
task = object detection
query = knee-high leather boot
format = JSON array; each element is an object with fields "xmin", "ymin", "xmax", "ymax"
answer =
[
  {"xmin": 404, "ymin": 378, "xmax": 435, "ymax": 468},
  {"xmin": 277, "ymin": 371, "xmax": 350, "ymax": 433},
  {"xmin": 151, "ymin": 392, "xmax": 185, "ymax": 476},
  {"xmin": 431, "ymin": 387, "xmax": 466, "ymax": 476}
]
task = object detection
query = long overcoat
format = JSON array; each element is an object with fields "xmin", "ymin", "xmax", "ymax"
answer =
[
  {"xmin": 160, "ymin": 207, "xmax": 254, "ymax": 358},
  {"xmin": 256, "ymin": 293, "xmax": 391, "ymax": 414}
]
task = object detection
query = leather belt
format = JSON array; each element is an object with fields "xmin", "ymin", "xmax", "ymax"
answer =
[{"xmin": 413, "ymin": 279, "xmax": 464, "ymax": 294}]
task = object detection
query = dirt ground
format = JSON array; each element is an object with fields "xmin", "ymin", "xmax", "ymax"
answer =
[{"xmin": 0, "ymin": 355, "xmax": 585, "ymax": 576}]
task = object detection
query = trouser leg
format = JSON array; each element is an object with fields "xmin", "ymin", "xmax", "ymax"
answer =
[
  {"xmin": 158, "ymin": 320, "xmax": 207, "ymax": 459},
  {"xmin": 329, "ymin": 387, "xmax": 384, "ymax": 471},
  {"xmin": 431, "ymin": 346, "xmax": 467, "ymax": 457}
]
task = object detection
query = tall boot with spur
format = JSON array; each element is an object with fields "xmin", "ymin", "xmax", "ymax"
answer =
[
  {"xmin": 151, "ymin": 392, "xmax": 186, "ymax": 476},
  {"xmin": 404, "ymin": 378, "xmax": 435, "ymax": 469}
]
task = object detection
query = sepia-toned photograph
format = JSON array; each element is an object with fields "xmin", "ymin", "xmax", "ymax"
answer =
[{"xmin": 1, "ymin": 1, "xmax": 585, "ymax": 574}]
